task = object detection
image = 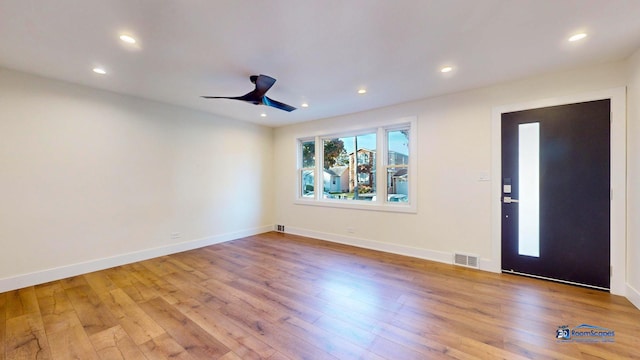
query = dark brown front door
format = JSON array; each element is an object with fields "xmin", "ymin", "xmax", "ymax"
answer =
[{"xmin": 501, "ymin": 99, "xmax": 611, "ymax": 290}]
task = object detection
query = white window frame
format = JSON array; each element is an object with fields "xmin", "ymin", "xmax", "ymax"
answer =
[
  {"xmin": 384, "ymin": 126, "xmax": 411, "ymax": 205},
  {"xmin": 295, "ymin": 116, "xmax": 417, "ymax": 213},
  {"xmin": 298, "ymin": 138, "xmax": 316, "ymax": 199}
]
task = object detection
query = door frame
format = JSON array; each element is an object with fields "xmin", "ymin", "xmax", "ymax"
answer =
[{"xmin": 490, "ymin": 87, "xmax": 626, "ymax": 295}]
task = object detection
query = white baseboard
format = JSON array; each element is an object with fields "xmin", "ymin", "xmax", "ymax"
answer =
[
  {"xmin": 285, "ymin": 226, "xmax": 455, "ymax": 265},
  {"xmin": 0, "ymin": 225, "xmax": 272, "ymax": 293},
  {"xmin": 11, "ymin": 224, "xmax": 636, "ymax": 311},
  {"xmin": 627, "ymin": 284, "xmax": 640, "ymax": 311},
  {"xmin": 284, "ymin": 227, "xmax": 640, "ymax": 309},
  {"xmin": 480, "ymin": 258, "xmax": 501, "ymax": 273}
]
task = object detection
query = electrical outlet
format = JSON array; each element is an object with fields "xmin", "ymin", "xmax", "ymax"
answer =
[
  {"xmin": 170, "ymin": 232, "xmax": 181, "ymax": 239},
  {"xmin": 275, "ymin": 225, "xmax": 285, "ymax": 232}
]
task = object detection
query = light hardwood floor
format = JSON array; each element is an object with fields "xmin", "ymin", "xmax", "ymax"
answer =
[{"xmin": 1, "ymin": 232, "xmax": 639, "ymax": 359}]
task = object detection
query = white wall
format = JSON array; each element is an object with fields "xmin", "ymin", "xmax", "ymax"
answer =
[
  {"xmin": 627, "ymin": 49, "xmax": 640, "ymax": 308},
  {"xmin": 2, "ymin": 54, "xmax": 638, "ymax": 303},
  {"xmin": 0, "ymin": 68, "xmax": 274, "ymax": 291},
  {"xmin": 274, "ymin": 60, "xmax": 628, "ymax": 271}
]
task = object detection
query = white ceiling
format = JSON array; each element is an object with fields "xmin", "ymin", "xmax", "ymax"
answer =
[{"xmin": 1, "ymin": 0, "xmax": 639, "ymax": 127}]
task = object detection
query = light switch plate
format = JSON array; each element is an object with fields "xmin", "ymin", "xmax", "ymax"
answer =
[{"xmin": 478, "ymin": 171, "xmax": 490, "ymax": 181}]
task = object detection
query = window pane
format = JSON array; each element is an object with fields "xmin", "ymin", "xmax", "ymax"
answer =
[
  {"xmin": 300, "ymin": 169, "xmax": 314, "ymax": 197},
  {"xmin": 387, "ymin": 167, "xmax": 408, "ymax": 202},
  {"xmin": 301, "ymin": 140, "xmax": 315, "ymax": 168},
  {"xmin": 387, "ymin": 129, "xmax": 409, "ymax": 203},
  {"xmin": 518, "ymin": 122, "xmax": 540, "ymax": 257},
  {"xmin": 323, "ymin": 133, "xmax": 376, "ymax": 201},
  {"xmin": 388, "ymin": 130, "xmax": 409, "ymax": 165}
]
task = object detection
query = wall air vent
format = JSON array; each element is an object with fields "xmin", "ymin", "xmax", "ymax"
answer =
[{"xmin": 453, "ymin": 252, "xmax": 479, "ymax": 269}]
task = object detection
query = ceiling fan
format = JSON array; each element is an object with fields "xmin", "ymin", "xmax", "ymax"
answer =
[{"xmin": 202, "ymin": 74, "xmax": 296, "ymax": 112}]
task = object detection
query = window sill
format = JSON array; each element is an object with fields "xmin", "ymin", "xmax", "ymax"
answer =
[{"xmin": 294, "ymin": 198, "xmax": 417, "ymax": 214}]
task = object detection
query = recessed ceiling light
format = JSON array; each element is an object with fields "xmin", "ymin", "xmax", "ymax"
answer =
[
  {"xmin": 119, "ymin": 34, "xmax": 136, "ymax": 44},
  {"xmin": 358, "ymin": 89, "xmax": 367, "ymax": 94},
  {"xmin": 440, "ymin": 66, "xmax": 453, "ymax": 73},
  {"xmin": 568, "ymin": 33, "xmax": 587, "ymax": 42},
  {"xmin": 301, "ymin": 103, "xmax": 309, "ymax": 108},
  {"xmin": 260, "ymin": 113, "xmax": 267, "ymax": 117},
  {"xmin": 92, "ymin": 67, "xmax": 106, "ymax": 75}
]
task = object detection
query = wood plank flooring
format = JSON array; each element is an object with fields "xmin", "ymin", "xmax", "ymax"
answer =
[{"xmin": 1, "ymin": 232, "xmax": 639, "ymax": 359}]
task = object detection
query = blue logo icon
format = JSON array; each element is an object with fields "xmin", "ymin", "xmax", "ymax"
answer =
[{"xmin": 556, "ymin": 325, "xmax": 570, "ymax": 340}]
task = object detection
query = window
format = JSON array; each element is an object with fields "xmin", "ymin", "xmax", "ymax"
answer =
[
  {"xmin": 299, "ymin": 139, "xmax": 315, "ymax": 198},
  {"xmin": 296, "ymin": 117, "xmax": 416, "ymax": 212},
  {"xmin": 322, "ymin": 133, "xmax": 376, "ymax": 201},
  {"xmin": 386, "ymin": 129, "xmax": 409, "ymax": 203}
]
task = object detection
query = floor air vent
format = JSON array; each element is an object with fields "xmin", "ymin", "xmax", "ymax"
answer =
[{"xmin": 454, "ymin": 253, "xmax": 479, "ymax": 269}]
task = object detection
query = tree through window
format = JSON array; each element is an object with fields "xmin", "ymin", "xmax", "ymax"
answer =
[
  {"xmin": 297, "ymin": 117, "xmax": 415, "ymax": 212},
  {"xmin": 323, "ymin": 133, "xmax": 376, "ymax": 200}
]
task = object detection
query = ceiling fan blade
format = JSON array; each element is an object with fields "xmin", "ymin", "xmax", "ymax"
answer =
[
  {"xmin": 236, "ymin": 91, "xmax": 262, "ymax": 103},
  {"xmin": 201, "ymin": 74, "xmax": 294, "ymax": 111},
  {"xmin": 263, "ymin": 96, "xmax": 296, "ymax": 112},
  {"xmin": 202, "ymin": 93, "xmax": 264, "ymax": 106},
  {"xmin": 254, "ymin": 74, "xmax": 276, "ymax": 96}
]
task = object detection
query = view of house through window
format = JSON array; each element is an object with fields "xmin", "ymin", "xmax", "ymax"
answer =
[
  {"xmin": 386, "ymin": 129, "xmax": 409, "ymax": 202},
  {"xmin": 322, "ymin": 133, "xmax": 376, "ymax": 201},
  {"xmin": 297, "ymin": 119, "xmax": 414, "ymax": 210},
  {"xmin": 298, "ymin": 121, "xmax": 411, "ymax": 210},
  {"xmin": 300, "ymin": 139, "xmax": 315, "ymax": 198}
]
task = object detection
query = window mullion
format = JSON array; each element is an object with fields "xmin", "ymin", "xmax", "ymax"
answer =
[
  {"xmin": 315, "ymin": 136, "xmax": 322, "ymax": 200},
  {"xmin": 376, "ymin": 127, "xmax": 386, "ymax": 204}
]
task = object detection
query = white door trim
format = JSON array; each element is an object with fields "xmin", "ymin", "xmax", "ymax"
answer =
[{"xmin": 489, "ymin": 87, "xmax": 626, "ymax": 295}]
